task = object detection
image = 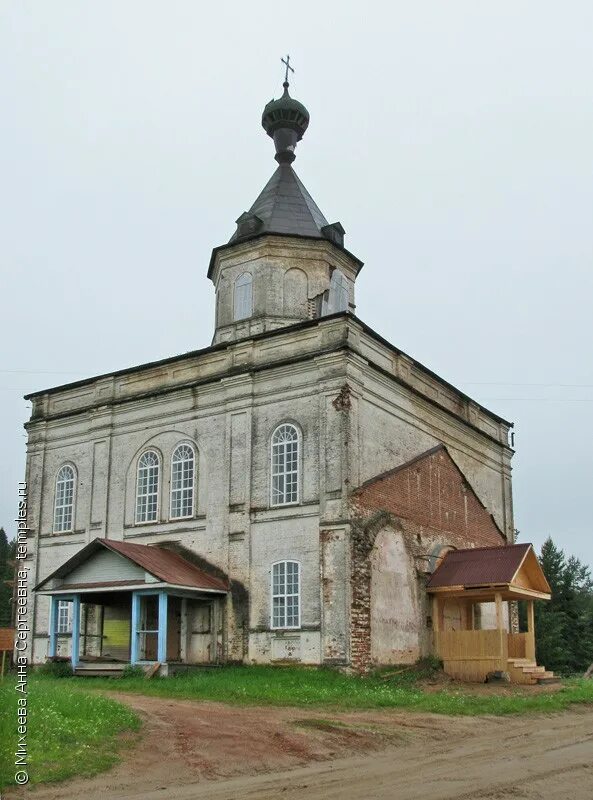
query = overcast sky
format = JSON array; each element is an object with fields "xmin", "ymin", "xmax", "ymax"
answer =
[{"xmin": 1, "ymin": 2, "xmax": 591, "ymax": 563}]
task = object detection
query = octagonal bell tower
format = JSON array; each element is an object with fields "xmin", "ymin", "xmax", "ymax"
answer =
[{"xmin": 208, "ymin": 74, "xmax": 363, "ymax": 345}]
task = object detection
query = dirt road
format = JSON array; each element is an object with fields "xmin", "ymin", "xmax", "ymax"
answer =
[{"xmin": 14, "ymin": 694, "xmax": 593, "ymax": 800}]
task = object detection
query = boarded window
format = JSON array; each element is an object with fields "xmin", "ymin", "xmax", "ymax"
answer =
[{"xmin": 234, "ymin": 273, "xmax": 253, "ymax": 320}]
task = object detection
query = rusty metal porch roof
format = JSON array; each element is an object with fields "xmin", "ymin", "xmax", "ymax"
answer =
[
  {"xmin": 427, "ymin": 543, "xmax": 551, "ymax": 597},
  {"xmin": 35, "ymin": 538, "xmax": 229, "ymax": 594}
]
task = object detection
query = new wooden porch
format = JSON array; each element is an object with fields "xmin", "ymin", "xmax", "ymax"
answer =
[{"xmin": 428, "ymin": 543, "xmax": 555, "ymax": 684}]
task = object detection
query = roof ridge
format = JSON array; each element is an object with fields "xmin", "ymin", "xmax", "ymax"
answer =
[
  {"xmin": 249, "ymin": 165, "xmax": 283, "ymax": 221},
  {"xmin": 446, "ymin": 543, "xmax": 531, "ymax": 556},
  {"xmin": 291, "ymin": 167, "xmax": 329, "ymax": 228},
  {"xmin": 355, "ymin": 444, "xmax": 446, "ymax": 490}
]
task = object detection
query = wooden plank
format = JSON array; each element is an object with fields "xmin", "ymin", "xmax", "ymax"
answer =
[
  {"xmin": 436, "ymin": 630, "xmax": 501, "ymax": 660},
  {"xmin": 508, "ymin": 633, "xmax": 527, "ymax": 659},
  {"xmin": 144, "ymin": 662, "xmax": 161, "ymax": 679},
  {"xmin": 210, "ymin": 601, "xmax": 219, "ymax": 664},
  {"xmin": 432, "ymin": 596, "xmax": 440, "ymax": 632},
  {"xmin": 526, "ymin": 600, "xmax": 536, "ymax": 661},
  {"xmin": 429, "ymin": 586, "xmax": 550, "ymax": 601},
  {"xmin": 0, "ymin": 628, "xmax": 15, "ymax": 651},
  {"xmin": 432, "ymin": 595, "xmax": 440, "ymax": 655},
  {"xmin": 495, "ymin": 592, "xmax": 506, "ymax": 669},
  {"xmin": 443, "ymin": 658, "xmax": 501, "ymax": 682}
]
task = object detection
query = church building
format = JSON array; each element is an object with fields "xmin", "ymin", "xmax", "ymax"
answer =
[{"xmin": 25, "ymin": 73, "xmax": 550, "ymax": 680}]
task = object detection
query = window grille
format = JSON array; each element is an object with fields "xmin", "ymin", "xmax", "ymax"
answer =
[
  {"xmin": 57, "ymin": 600, "xmax": 72, "ymax": 634},
  {"xmin": 271, "ymin": 424, "xmax": 299, "ymax": 506},
  {"xmin": 170, "ymin": 444, "xmax": 195, "ymax": 518},
  {"xmin": 136, "ymin": 450, "xmax": 160, "ymax": 523},
  {"xmin": 53, "ymin": 465, "xmax": 75, "ymax": 532},
  {"xmin": 272, "ymin": 561, "xmax": 301, "ymax": 628}
]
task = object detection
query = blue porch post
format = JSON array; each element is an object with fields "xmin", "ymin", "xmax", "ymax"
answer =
[
  {"xmin": 157, "ymin": 592, "xmax": 168, "ymax": 663},
  {"xmin": 71, "ymin": 595, "xmax": 81, "ymax": 669},
  {"xmin": 130, "ymin": 592, "xmax": 140, "ymax": 665},
  {"xmin": 48, "ymin": 596, "xmax": 59, "ymax": 658}
]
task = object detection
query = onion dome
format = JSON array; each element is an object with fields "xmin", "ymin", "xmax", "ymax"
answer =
[{"xmin": 262, "ymin": 81, "xmax": 310, "ymax": 164}]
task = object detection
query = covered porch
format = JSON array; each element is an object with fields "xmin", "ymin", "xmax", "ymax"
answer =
[
  {"xmin": 35, "ymin": 538, "xmax": 229, "ymax": 675},
  {"xmin": 427, "ymin": 543, "xmax": 554, "ymax": 684}
]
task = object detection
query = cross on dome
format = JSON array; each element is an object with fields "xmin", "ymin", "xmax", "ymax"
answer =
[{"xmin": 281, "ymin": 54, "xmax": 294, "ymax": 85}]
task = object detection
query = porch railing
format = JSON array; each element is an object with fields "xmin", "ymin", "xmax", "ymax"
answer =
[
  {"xmin": 507, "ymin": 632, "xmax": 535, "ymax": 661},
  {"xmin": 436, "ymin": 629, "xmax": 506, "ymax": 663},
  {"xmin": 436, "ymin": 630, "xmax": 535, "ymax": 667}
]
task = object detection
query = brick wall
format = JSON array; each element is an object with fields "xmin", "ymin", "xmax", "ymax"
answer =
[
  {"xmin": 353, "ymin": 445, "xmax": 505, "ymax": 549},
  {"xmin": 349, "ymin": 445, "xmax": 506, "ymax": 671}
]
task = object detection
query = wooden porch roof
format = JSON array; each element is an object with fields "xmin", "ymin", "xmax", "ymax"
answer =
[{"xmin": 427, "ymin": 543, "xmax": 551, "ymax": 601}]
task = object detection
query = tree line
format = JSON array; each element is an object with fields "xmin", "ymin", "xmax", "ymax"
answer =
[
  {"xmin": 523, "ymin": 537, "xmax": 593, "ymax": 675},
  {"xmin": 0, "ymin": 527, "xmax": 16, "ymax": 627}
]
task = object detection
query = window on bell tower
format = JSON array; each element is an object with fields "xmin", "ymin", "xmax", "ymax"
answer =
[{"xmin": 234, "ymin": 273, "xmax": 253, "ymax": 320}]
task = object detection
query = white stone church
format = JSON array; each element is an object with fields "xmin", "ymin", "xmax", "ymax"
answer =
[{"xmin": 24, "ymin": 76, "xmax": 538, "ymax": 678}]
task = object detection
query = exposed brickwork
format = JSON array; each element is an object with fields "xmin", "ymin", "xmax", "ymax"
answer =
[
  {"xmin": 349, "ymin": 446, "xmax": 506, "ymax": 672},
  {"xmin": 350, "ymin": 531, "xmax": 373, "ymax": 671},
  {"xmin": 353, "ymin": 445, "xmax": 505, "ymax": 549},
  {"xmin": 349, "ymin": 511, "xmax": 398, "ymax": 672}
]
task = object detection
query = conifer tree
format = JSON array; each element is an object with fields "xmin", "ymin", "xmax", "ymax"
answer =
[
  {"xmin": 0, "ymin": 528, "xmax": 16, "ymax": 627},
  {"xmin": 535, "ymin": 537, "xmax": 593, "ymax": 674}
]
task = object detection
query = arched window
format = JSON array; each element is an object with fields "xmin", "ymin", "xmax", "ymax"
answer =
[
  {"xmin": 136, "ymin": 450, "xmax": 160, "ymax": 523},
  {"xmin": 271, "ymin": 424, "xmax": 300, "ymax": 506},
  {"xmin": 53, "ymin": 465, "xmax": 75, "ymax": 533},
  {"xmin": 234, "ymin": 272, "xmax": 253, "ymax": 320},
  {"xmin": 170, "ymin": 444, "xmax": 195, "ymax": 519},
  {"xmin": 271, "ymin": 561, "xmax": 301, "ymax": 629}
]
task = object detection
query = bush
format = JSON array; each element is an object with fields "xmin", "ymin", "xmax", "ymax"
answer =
[
  {"xmin": 417, "ymin": 655, "xmax": 443, "ymax": 673},
  {"xmin": 37, "ymin": 660, "xmax": 73, "ymax": 678},
  {"xmin": 121, "ymin": 664, "xmax": 145, "ymax": 679}
]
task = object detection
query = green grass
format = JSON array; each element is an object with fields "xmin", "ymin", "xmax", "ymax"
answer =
[
  {"xmin": 1, "ymin": 665, "xmax": 591, "ymax": 791},
  {"xmin": 60, "ymin": 664, "xmax": 593, "ymax": 716},
  {"xmin": 0, "ymin": 675, "xmax": 141, "ymax": 789}
]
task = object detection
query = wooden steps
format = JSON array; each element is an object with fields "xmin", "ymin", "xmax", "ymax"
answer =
[
  {"xmin": 506, "ymin": 658, "xmax": 559, "ymax": 685},
  {"xmin": 74, "ymin": 661, "xmax": 126, "ymax": 678}
]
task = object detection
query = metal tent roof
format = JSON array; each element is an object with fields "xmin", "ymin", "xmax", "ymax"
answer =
[{"xmin": 229, "ymin": 163, "xmax": 329, "ymax": 242}]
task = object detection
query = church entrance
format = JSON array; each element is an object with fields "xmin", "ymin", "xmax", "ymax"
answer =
[
  {"xmin": 46, "ymin": 590, "xmax": 225, "ymax": 670},
  {"xmin": 37, "ymin": 538, "xmax": 229, "ymax": 673}
]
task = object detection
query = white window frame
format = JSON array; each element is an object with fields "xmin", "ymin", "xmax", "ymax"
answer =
[
  {"xmin": 169, "ymin": 443, "xmax": 196, "ymax": 520},
  {"xmin": 53, "ymin": 464, "xmax": 76, "ymax": 533},
  {"xmin": 271, "ymin": 560, "xmax": 301, "ymax": 630},
  {"xmin": 57, "ymin": 600, "xmax": 72, "ymax": 634},
  {"xmin": 135, "ymin": 450, "xmax": 160, "ymax": 524},
  {"xmin": 234, "ymin": 272, "xmax": 253, "ymax": 321},
  {"xmin": 270, "ymin": 423, "xmax": 300, "ymax": 507}
]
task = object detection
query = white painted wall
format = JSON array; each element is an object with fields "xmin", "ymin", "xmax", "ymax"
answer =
[{"xmin": 25, "ymin": 314, "xmax": 513, "ymax": 667}]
